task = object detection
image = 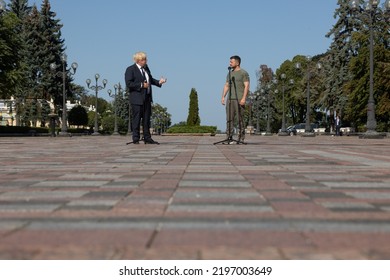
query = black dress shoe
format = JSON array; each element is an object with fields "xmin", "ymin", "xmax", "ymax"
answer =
[
  {"xmin": 144, "ymin": 139, "xmax": 159, "ymax": 145},
  {"xmin": 133, "ymin": 140, "xmax": 139, "ymax": 144}
]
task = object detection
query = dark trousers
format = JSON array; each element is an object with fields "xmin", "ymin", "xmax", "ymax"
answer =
[
  {"xmin": 336, "ymin": 125, "xmax": 341, "ymax": 136},
  {"xmin": 131, "ymin": 95, "xmax": 152, "ymax": 141},
  {"xmin": 226, "ymin": 100, "xmax": 245, "ymax": 140}
]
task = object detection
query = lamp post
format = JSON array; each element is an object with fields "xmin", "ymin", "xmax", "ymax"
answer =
[
  {"xmin": 270, "ymin": 88, "xmax": 279, "ymax": 135},
  {"xmin": 350, "ymin": 0, "xmax": 390, "ymax": 138},
  {"xmin": 255, "ymin": 91, "xmax": 260, "ymax": 134},
  {"xmin": 263, "ymin": 84, "xmax": 277, "ymax": 136},
  {"xmin": 117, "ymin": 83, "xmax": 126, "ymax": 133},
  {"xmin": 86, "ymin": 74, "xmax": 107, "ymax": 135},
  {"xmin": 155, "ymin": 113, "xmax": 161, "ymax": 135},
  {"xmin": 162, "ymin": 112, "xmax": 168, "ymax": 134},
  {"xmin": 260, "ymin": 87, "xmax": 271, "ymax": 135},
  {"xmin": 107, "ymin": 84, "xmax": 120, "ymax": 135},
  {"xmin": 0, "ymin": 0, "xmax": 6, "ymax": 14},
  {"xmin": 295, "ymin": 56, "xmax": 322, "ymax": 137},
  {"xmin": 126, "ymin": 88, "xmax": 132, "ymax": 136},
  {"xmin": 289, "ymin": 78, "xmax": 294, "ymax": 123},
  {"xmin": 50, "ymin": 54, "xmax": 78, "ymax": 136},
  {"xmin": 248, "ymin": 92, "xmax": 254, "ymax": 128},
  {"xmin": 164, "ymin": 112, "xmax": 170, "ymax": 133},
  {"xmin": 278, "ymin": 73, "xmax": 288, "ymax": 136}
]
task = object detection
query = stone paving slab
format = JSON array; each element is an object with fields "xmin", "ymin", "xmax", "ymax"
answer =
[{"xmin": 1, "ymin": 135, "xmax": 390, "ymax": 259}]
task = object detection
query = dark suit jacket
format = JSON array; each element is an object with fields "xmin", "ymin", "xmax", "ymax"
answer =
[{"xmin": 125, "ymin": 63, "xmax": 161, "ymax": 105}]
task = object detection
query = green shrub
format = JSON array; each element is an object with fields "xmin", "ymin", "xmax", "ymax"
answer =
[
  {"xmin": 101, "ymin": 115, "xmax": 127, "ymax": 135},
  {"xmin": 166, "ymin": 125, "xmax": 216, "ymax": 134},
  {"xmin": 67, "ymin": 128, "xmax": 93, "ymax": 135},
  {"xmin": 0, "ymin": 126, "xmax": 49, "ymax": 134},
  {"xmin": 68, "ymin": 105, "xmax": 88, "ymax": 127}
]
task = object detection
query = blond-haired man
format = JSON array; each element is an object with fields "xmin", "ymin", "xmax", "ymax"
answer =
[{"xmin": 125, "ymin": 52, "xmax": 166, "ymax": 144}]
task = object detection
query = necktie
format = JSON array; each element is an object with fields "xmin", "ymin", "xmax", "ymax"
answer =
[
  {"xmin": 141, "ymin": 67, "xmax": 146, "ymax": 81},
  {"xmin": 141, "ymin": 67, "xmax": 150, "ymax": 94}
]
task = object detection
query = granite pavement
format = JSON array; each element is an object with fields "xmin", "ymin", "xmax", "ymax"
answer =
[{"xmin": 1, "ymin": 135, "xmax": 390, "ymax": 259}]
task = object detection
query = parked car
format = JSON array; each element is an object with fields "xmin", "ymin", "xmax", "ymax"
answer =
[
  {"xmin": 285, "ymin": 125, "xmax": 298, "ymax": 136},
  {"xmin": 286, "ymin": 123, "xmax": 319, "ymax": 136}
]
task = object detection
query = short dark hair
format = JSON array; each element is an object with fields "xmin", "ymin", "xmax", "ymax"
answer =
[{"xmin": 230, "ymin": 55, "xmax": 241, "ymax": 65}]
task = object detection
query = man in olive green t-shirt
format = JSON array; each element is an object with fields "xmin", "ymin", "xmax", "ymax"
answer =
[{"xmin": 221, "ymin": 55, "xmax": 250, "ymax": 143}]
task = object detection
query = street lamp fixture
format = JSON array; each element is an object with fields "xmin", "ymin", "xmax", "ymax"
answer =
[
  {"xmin": 295, "ymin": 56, "xmax": 322, "ymax": 137},
  {"xmin": 278, "ymin": 73, "xmax": 289, "ymax": 136},
  {"xmin": 248, "ymin": 91, "xmax": 254, "ymax": 128},
  {"xmin": 125, "ymin": 88, "xmax": 132, "ymax": 136},
  {"xmin": 108, "ymin": 83, "xmax": 121, "ymax": 135},
  {"xmin": 86, "ymin": 74, "xmax": 107, "ymax": 135},
  {"xmin": 50, "ymin": 53, "xmax": 78, "ymax": 136},
  {"xmin": 288, "ymin": 79, "xmax": 294, "ymax": 114},
  {"xmin": 262, "ymin": 83, "xmax": 278, "ymax": 136},
  {"xmin": 0, "ymin": 0, "xmax": 6, "ymax": 13},
  {"xmin": 349, "ymin": 0, "xmax": 390, "ymax": 138},
  {"xmin": 255, "ymin": 91, "xmax": 261, "ymax": 134},
  {"xmin": 385, "ymin": 0, "xmax": 390, "ymax": 9}
]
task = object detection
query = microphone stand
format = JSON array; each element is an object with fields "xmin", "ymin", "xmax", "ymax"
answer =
[{"xmin": 214, "ymin": 67, "xmax": 246, "ymax": 145}]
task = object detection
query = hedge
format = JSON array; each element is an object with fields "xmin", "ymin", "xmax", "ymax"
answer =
[
  {"xmin": 0, "ymin": 126, "xmax": 49, "ymax": 134},
  {"xmin": 166, "ymin": 125, "xmax": 217, "ymax": 134}
]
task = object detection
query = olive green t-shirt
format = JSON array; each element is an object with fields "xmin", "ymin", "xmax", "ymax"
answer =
[{"xmin": 226, "ymin": 69, "xmax": 250, "ymax": 100}]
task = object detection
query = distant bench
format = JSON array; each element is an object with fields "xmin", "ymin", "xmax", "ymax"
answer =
[
  {"xmin": 313, "ymin": 128, "xmax": 326, "ymax": 134},
  {"xmin": 340, "ymin": 127, "xmax": 355, "ymax": 136}
]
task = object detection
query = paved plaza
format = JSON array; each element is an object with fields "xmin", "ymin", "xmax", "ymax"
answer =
[{"xmin": 0, "ymin": 134, "xmax": 390, "ymax": 260}]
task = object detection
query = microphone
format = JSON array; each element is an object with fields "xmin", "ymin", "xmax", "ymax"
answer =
[{"xmin": 228, "ymin": 67, "xmax": 232, "ymax": 71}]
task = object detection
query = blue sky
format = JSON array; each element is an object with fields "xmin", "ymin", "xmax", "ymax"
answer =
[{"xmin": 22, "ymin": 0, "xmax": 338, "ymax": 131}]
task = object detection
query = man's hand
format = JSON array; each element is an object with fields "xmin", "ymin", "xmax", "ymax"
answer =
[{"xmin": 159, "ymin": 77, "xmax": 167, "ymax": 85}]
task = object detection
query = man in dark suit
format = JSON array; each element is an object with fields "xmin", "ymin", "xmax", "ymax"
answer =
[{"xmin": 125, "ymin": 51, "xmax": 166, "ymax": 144}]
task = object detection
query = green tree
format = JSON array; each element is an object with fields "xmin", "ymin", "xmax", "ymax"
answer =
[
  {"xmin": 114, "ymin": 84, "xmax": 130, "ymax": 126},
  {"xmin": 40, "ymin": 99, "xmax": 51, "ymax": 126},
  {"xmin": 0, "ymin": 11, "xmax": 22, "ymax": 99},
  {"xmin": 68, "ymin": 84, "xmax": 88, "ymax": 105},
  {"xmin": 68, "ymin": 105, "xmax": 88, "ymax": 128},
  {"xmin": 290, "ymin": 56, "xmax": 313, "ymax": 124},
  {"xmin": 20, "ymin": 5, "xmax": 44, "ymax": 125},
  {"xmin": 325, "ymin": 0, "xmax": 360, "ymax": 124},
  {"xmin": 341, "ymin": 2, "xmax": 390, "ymax": 131},
  {"xmin": 9, "ymin": 0, "xmax": 31, "ymax": 19},
  {"xmin": 186, "ymin": 88, "xmax": 200, "ymax": 126},
  {"xmin": 256, "ymin": 65, "xmax": 279, "ymax": 132},
  {"xmin": 9, "ymin": 0, "xmax": 32, "ymax": 125},
  {"xmin": 346, "ymin": 31, "xmax": 390, "ymax": 132},
  {"xmin": 101, "ymin": 115, "xmax": 126, "ymax": 134},
  {"xmin": 151, "ymin": 103, "xmax": 171, "ymax": 134},
  {"xmin": 375, "ymin": 46, "xmax": 390, "ymax": 132},
  {"xmin": 82, "ymin": 95, "xmax": 110, "ymax": 116},
  {"xmin": 39, "ymin": 0, "xmax": 66, "ymax": 104},
  {"xmin": 282, "ymin": 55, "xmax": 326, "ymax": 126},
  {"xmin": 274, "ymin": 59, "xmax": 303, "ymax": 126},
  {"xmin": 87, "ymin": 111, "xmax": 100, "ymax": 130},
  {"xmin": 18, "ymin": 1, "xmax": 66, "ymax": 126}
]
